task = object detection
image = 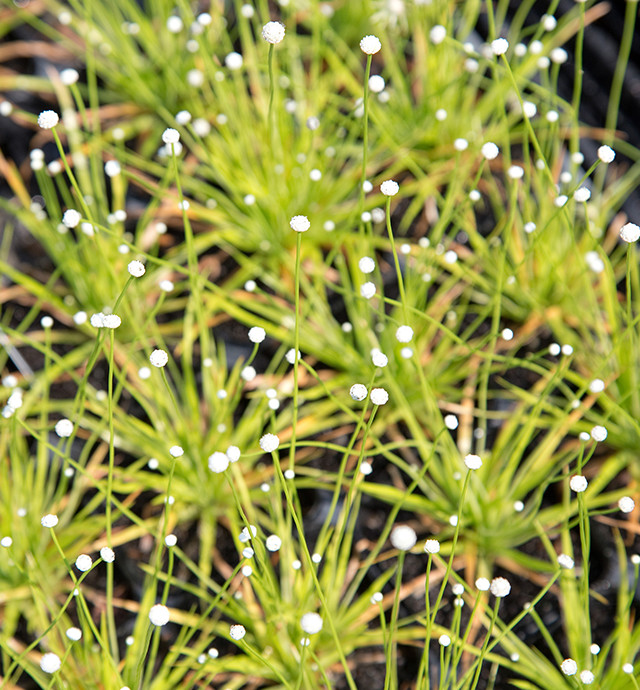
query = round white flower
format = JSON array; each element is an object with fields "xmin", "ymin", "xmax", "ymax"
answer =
[
  {"xmin": 128, "ymin": 260, "xmax": 145, "ymax": 277},
  {"xmin": 361, "ymin": 282, "xmax": 376, "ymax": 299},
  {"xmin": 620, "ymin": 223, "xmax": 640, "ymax": 243},
  {"xmin": 430, "ymin": 25, "xmax": 446, "ymax": 44},
  {"xmin": 266, "ymin": 534, "xmax": 282, "ymax": 551},
  {"xmin": 60, "ymin": 68, "xmax": 79, "ymax": 85},
  {"xmin": 380, "ymin": 179, "xmax": 399, "ymax": 196},
  {"xmin": 62, "ymin": 209, "xmax": 81, "ymax": 228},
  {"xmin": 490, "ymin": 576, "xmax": 511, "ymax": 597},
  {"xmin": 396, "ymin": 325, "xmax": 413, "ymax": 343},
  {"xmin": 149, "ymin": 604, "xmax": 170, "ymax": 626},
  {"xmin": 481, "ymin": 142, "xmax": 499, "ymax": 160},
  {"xmin": 574, "ymin": 187, "xmax": 591, "ymax": 202},
  {"xmin": 75, "ymin": 554, "xmax": 93, "ymax": 572},
  {"xmin": 370, "ymin": 388, "xmax": 389, "ymax": 405},
  {"xmin": 259, "ymin": 433, "xmax": 279, "ymax": 453},
  {"xmin": 597, "ymin": 145, "xmax": 615, "ymax": 163},
  {"xmin": 587, "ymin": 380, "xmax": 605, "ymax": 395},
  {"xmin": 591, "ymin": 425, "xmax": 607, "ymax": 442},
  {"xmin": 300, "ymin": 612, "xmax": 323, "ymax": 635},
  {"xmin": 55, "ymin": 418, "xmax": 73, "ymax": 438},
  {"xmin": 371, "ymin": 349, "xmax": 388, "ymax": 368},
  {"xmin": 359, "ymin": 256, "xmax": 376, "ymax": 273},
  {"xmin": 580, "ymin": 670, "xmax": 595, "ymax": 685},
  {"xmin": 38, "ymin": 110, "xmax": 59, "ymax": 129},
  {"xmin": 624, "ymin": 663, "xmax": 634, "ymax": 674},
  {"xmin": 162, "ymin": 128, "xmax": 180, "ymax": 145},
  {"xmin": 476, "ymin": 577, "xmax": 490, "ymax": 591},
  {"xmin": 360, "ymin": 35, "xmax": 382, "ymax": 55},
  {"xmin": 454, "ymin": 138, "xmax": 468, "ymax": 152},
  {"xmin": 150, "ymin": 349, "xmax": 169, "ymax": 367},
  {"xmin": 561, "ymin": 658, "xmax": 578, "ymax": 676},
  {"xmin": 100, "ymin": 546, "xmax": 115, "ymax": 562},
  {"xmin": 40, "ymin": 652, "xmax": 61, "ymax": 673},
  {"xmin": 66, "ymin": 626, "xmax": 82, "ymax": 641},
  {"xmin": 41, "ymin": 514, "xmax": 59, "ymax": 528},
  {"xmin": 239, "ymin": 525, "xmax": 257, "ymax": 543},
  {"xmin": 570, "ymin": 475, "xmax": 588, "ymax": 493},
  {"xmin": 165, "ymin": 534, "xmax": 177, "ymax": 547},
  {"xmin": 104, "ymin": 160, "xmax": 121, "ymax": 177},
  {"xmin": 424, "ymin": 539, "xmax": 440, "ymax": 554},
  {"xmin": 248, "ymin": 327, "xmax": 266, "ymax": 343},
  {"xmin": 102, "ymin": 314, "xmax": 121, "ymax": 329},
  {"xmin": 226, "ymin": 446, "xmax": 241, "ymax": 462},
  {"xmin": 491, "ymin": 38, "xmax": 509, "ymax": 55},
  {"xmin": 369, "ymin": 75, "xmax": 385, "ymax": 93},
  {"xmin": 439, "ymin": 634, "xmax": 451, "ymax": 646},
  {"xmin": 229, "ymin": 624, "xmax": 246, "ymax": 640},
  {"xmin": 558, "ymin": 553, "xmax": 574, "ymax": 569},
  {"xmin": 262, "ymin": 21, "xmax": 285, "ymax": 44},
  {"xmin": 390, "ymin": 525, "xmax": 417, "ymax": 551},
  {"xmin": 619, "ymin": 496, "xmax": 635, "ymax": 513},
  {"xmin": 464, "ymin": 454, "xmax": 482, "ymax": 470},
  {"xmin": 290, "ymin": 215, "xmax": 310, "ymax": 232},
  {"xmin": 225, "ymin": 52, "xmax": 243, "ymax": 70},
  {"xmin": 169, "ymin": 445, "xmax": 183, "ymax": 458},
  {"xmin": 208, "ymin": 451, "xmax": 229, "ymax": 473},
  {"xmin": 350, "ymin": 384, "xmax": 368, "ymax": 401}
]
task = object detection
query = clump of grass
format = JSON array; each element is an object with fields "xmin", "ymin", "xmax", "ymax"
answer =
[{"xmin": 1, "ymin": 1, "xmax": 640, "ymax": 688}]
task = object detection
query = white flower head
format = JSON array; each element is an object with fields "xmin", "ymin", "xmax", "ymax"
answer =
[
  {"xmin": 439, "ymin": 634, "xmax": 451, "ymax": 647},
  {"xmin": 162, "ymin": 128, "xmax": 180, "ymax": 145},
  {"xmin": 266, "ymin": 534, "xmax": 282, "ymax": 551},
  {"xmin": 561, "ymin": 658, "xmax": 578, "ymax": 676},
  {"xmin": 558, "ymin": 553, "xmax": 574, "ymax": 569},
  {"xmin": 290, "ymin": 215, "xmax": 310, "ymax": 233},
  {"xmin": 259, "ymin": 433, "xmax": 279, "ymax": 453},
  {"xmin": 360, "ymin": 35, "xmax": 382, "ymax": 55},
  {"xmin": 226, "ymin": 446, "xmax": 241, "ymax": 463},
  {"xmin": 589, "ymin": 378, "xmax": 605, "ymax": 393},
  {"xmin": 481, "ymin": 142, "xmax": 499, "ymax": 160},
  {"xmin": 424, "ymin": 539, "xmax": 440, "ymax": 554},
  {"xmin": 104, "ymin": 160, "xmax": 121, "ymax": 177},
  {"xmin": 149, "ymin": 603, "xmax": 170, "ymax": 626},
  {"xmin": 591, "ymin": 425, "xmax": 607, "ymax": 442},
  {"xmin": 619, "ymin": 496, "xmax": 635, "ymax": 513},
  {"xmin": 359, "ymin": 256, "xmax": 376, "ymax": 273},
  {"xmin": 396, "ymin": 325, "xmax": 413, "ymax": 343},
  {"xmin": 63, "ymin": 209, "xmax": 81, "ymax": 228},
  {"xmin": 580, "ymin": 670, "xmax": 595, "ymax": 685},
  {"xmin": 60, "ymin": 68, "xmax": 79, "ymax": 85},
  {"xmin": 55, "ymin": 418, "xmax": 73, "ymax": 438},
  {"xmin": 361, "ymin": 282, "xmax": 376, "ymax": 299},
  {"xmin": 390, "ymin": 525, "xmax": 417, "ymax": 551},
  {"xmin": 380, "ymin": 179, "xmax": 399, "ymax": 196},
  {"xmin": 620, "ymin": 223, "xmax": 640, "ymax": 243},
  {"xmin": 490, "ymin": 576, "xmax": 511, "ymax": 597},
  {"xmin": 40, "ymin": 652, "xmax": 61, "ymax": 674},
  {"xmin": 41, "ymin": 514, "xmax": 59, "ymax": 528},
  {"xmin": 371, "ymin": 349, "xmax": 388, "ymax": 367},
  {"xmin": 262, "ymin": 21, "xmax": 285, "ymax": 44},
  {"xmin": 430, "ymin": 25, "xmax": 446, "ymax": 45},
  {"xmin": 225, "ymin": 52, "xmax": 243, "ymax": 70},
  {"xmin": 476, "ymin": 577, "xmax": 490, "ymax": 591},
  {"xmin": 169, "ymin": 445, "xmax": 183, "ymax": 458},
  {"xmin": 66, "ymin": 626, "xmax": 82, "ymax": 641},
  {"xmin": 369, "ymin": 75, "xmax": 385, "ymax": 93},
  {"xmin": 248, "ymin": 326, "xmax": 266, "ymax": 343},
  {"xmin": 38, "ymin": 110, "xmax": 59, "ymax": 129},
  {"xmin": 350, "ymin": 383, "xmax": 368, "ymax": 401},
  {"xmin": 128, "ymin": 260, "xmax": 145, "ymax": 277},
  {"xmin": 239, "ymin": 525, "xmax": 257, "ymax": 543},
  {"xmin": 150, "ymin": 349, "xmax": 169, "ymax": 367},
  {"xmin": 75, "ymin": 554, "xmax": 92, "ymax": 572},
  {"xmin": 570, "ymin": 475, "xmax": 588, "ymax": 493},
  {"xmin": 598, "ymin": 145, "xmax": 615, "ymax": 163},
  {"xmin": 491, "ymin": 38, "xmax": 509, "ymax": 55},
  {"xmin": 300, "ymin": 612, "xmax": 323, "ymax": 635},
  {"xmin": 229, "ymin": 624, "xmax": 246, "ymax": 640},
  {"xmin": 100, "ymin": 546, "xmax": 115, "ymax": 562},
  {"xmin": 208, "ymin": 451, "xmax": 229, "ymax": 473},
  {"xmin": 623, "ymin": 663, "xmax": 634, "ymax": 674},
  {"xmin": 370, "ymin": 388, "xmax": 389, "ymax": 405},
  {"xmin": 464, "ymin": 454, "xmax": 482, "ymax": 470}
]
